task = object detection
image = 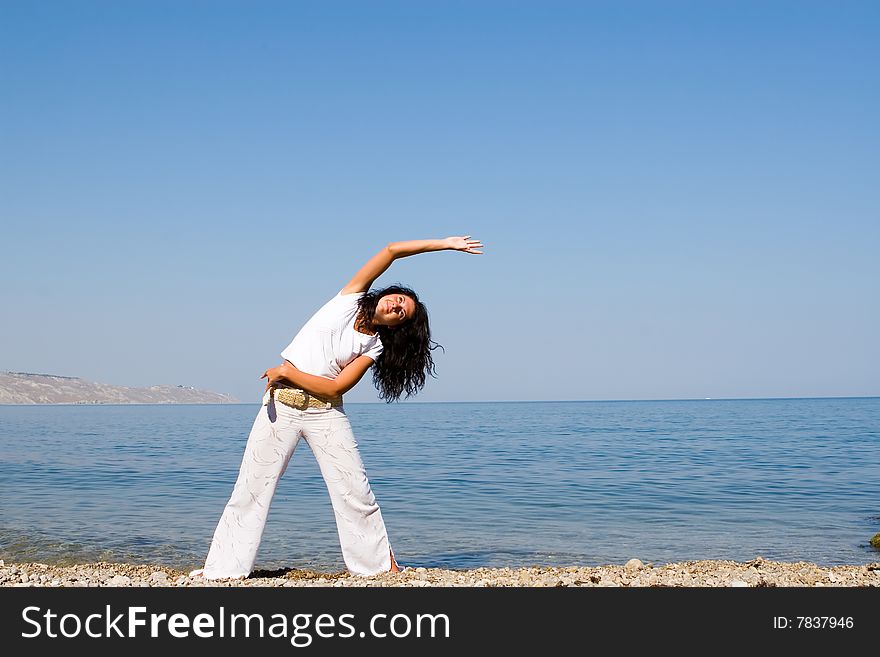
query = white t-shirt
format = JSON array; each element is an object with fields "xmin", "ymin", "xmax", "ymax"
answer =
[{"xmin": 280, "ymin": 291, "xmax": 384, "ymax": 379}]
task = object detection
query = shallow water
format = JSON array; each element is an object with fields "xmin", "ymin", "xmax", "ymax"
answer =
[{"xmin": 1, "ymin": 398, "xmax": 878, "ymax": 571}]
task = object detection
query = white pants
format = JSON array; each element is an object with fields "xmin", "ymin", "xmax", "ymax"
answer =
[{"xmin": 202, "ymin": 398, "xmax": 393, "ymax": 578}]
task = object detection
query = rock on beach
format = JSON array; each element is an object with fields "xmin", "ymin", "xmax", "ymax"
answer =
[{"xmin": 2, "ymin": 559, "xmax": 878, "ymax": 588}]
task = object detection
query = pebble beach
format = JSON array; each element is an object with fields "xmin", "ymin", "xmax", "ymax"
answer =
[{"xmin": 3, "ymin": 558, "xmax": 879, "ymax": 587}]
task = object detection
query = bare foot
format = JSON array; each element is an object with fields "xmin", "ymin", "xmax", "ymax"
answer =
[{"xmin": 390, "ymin": 550, "xmax": 401, "ymax": 573}]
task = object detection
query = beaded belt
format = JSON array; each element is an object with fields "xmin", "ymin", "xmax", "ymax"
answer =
[{"xmin": 264, "ymin": 385, "xmax": 341, "ymax": 410}]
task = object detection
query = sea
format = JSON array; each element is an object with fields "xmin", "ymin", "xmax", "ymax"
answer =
[{"xmin": 1, "ymin": 398, "xmax": 878, "ymax": 572}]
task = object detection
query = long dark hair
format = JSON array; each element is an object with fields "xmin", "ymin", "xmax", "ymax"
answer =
[{"xmin": 357, "ymin": 285, "xmax": 441, "ymax": 402}]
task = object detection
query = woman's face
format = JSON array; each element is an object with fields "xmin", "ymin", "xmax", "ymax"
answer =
[{"xmin": 375, "ymin": 293, "xmax": 416, "ymax": 327}]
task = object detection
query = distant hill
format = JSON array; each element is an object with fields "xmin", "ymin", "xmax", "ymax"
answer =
[{"xmin": 0, "ymin": 372, "xmax": 239, "ymax": 404}]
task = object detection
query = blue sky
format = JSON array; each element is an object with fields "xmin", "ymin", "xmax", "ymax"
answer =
[{"xmin": 2, "ymin": 0, "xmax": 877, "ymax": 403}]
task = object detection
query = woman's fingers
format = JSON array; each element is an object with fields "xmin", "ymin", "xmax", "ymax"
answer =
[
  {"xmin": 465, "ymin": 238, "xmax": 483, "ymax": 254},
  {"xmin": 452, "ymin": 236, "xmax": 483, "ymax": 253}
]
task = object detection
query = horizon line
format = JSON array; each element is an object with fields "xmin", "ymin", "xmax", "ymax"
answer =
[
  {"xmin": 259, "ymin": 394, "xmax": 880, "ymax": 405},
  {"xmin": 2, "ymin": 395, "xmax": 878, "ymax": 408}
]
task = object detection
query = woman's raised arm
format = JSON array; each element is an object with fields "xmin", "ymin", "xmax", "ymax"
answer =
[{"xmin": 341, "ymin": 236, "xmax": 483, "ymax": 295}]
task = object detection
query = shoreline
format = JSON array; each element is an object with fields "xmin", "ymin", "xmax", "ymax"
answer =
[{"xmin": 3, "ymin": 558, "xmax": 878, "ymax": 587}]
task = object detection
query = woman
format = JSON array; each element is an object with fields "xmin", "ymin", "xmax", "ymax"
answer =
[{"xmin": 193, "ymin": 235, "xmax": 483, "ymax": 579}]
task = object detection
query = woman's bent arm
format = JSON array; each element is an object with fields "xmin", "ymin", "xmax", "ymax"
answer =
[
  {"xmin": 261, "ymin": 356, "xmax": 375, "ymax": 398},
  {"xmin": 341, "ymin": 236, "xmax": 483, "ymax": 295}
]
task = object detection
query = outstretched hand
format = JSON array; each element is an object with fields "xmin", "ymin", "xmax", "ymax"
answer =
[{"xmin": 446, "ymin": 235, "xmax": 483, "ymax": 254}]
